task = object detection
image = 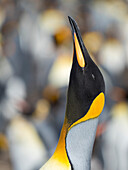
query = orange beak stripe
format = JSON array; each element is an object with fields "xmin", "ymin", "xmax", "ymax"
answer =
[{"xmin": 74, "ymin": 33, "xmax": 85, "ymax": 67}]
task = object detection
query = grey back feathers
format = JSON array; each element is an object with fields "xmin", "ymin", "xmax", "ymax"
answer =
[{"xmin": 66, "ymin": 117, "xmax": 99, "ymax": 170}]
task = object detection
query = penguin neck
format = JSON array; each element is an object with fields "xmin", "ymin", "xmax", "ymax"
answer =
[
  {"xmin": 40, "ymin": 119, "xmax": 72, "ymax": 170},
  {"xmin": 66, "ymin": 117, "xmax": 99, "ymax": 170},
  {"xmin": 48, "ymin": 118, "xmax": 71, "ymax": 169},
  {"xmin": 64, "ymin": 92, "xmax": 104, "ymax": 169},
  {"xmin": 42, "ymin": 92, "xmax": 104, "ymax": 169}
]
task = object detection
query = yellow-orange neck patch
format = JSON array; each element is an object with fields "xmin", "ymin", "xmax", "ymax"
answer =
[
  {"xmin": 68, "ymin": 92, "xmax": 105, "ymax": 131},
  {"xmin": 74, "ymin": 33, "xmax": 85, "ymax": 68},
  {"xmin": 40, "ymin": 119, "xmax": 71, "ymax": 170},
  {"xmin": 40, "ymin": 92, "xmax": 105, "ymax": 170}
]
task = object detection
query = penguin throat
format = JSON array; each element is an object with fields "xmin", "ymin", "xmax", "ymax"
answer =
[
  {"xmin": 41, "ymin": 92, "xmax": 105, "ymax": 170},
  {"xmin": 68, "ymin": 92, "xmax": 105, "ymax": 130},
  {"xmin": 41, "ymin": 120, "xmax": 71, "ymax": 170}
]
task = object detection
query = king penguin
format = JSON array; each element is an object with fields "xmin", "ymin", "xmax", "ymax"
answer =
[{"xmin": 40, "ymin": 16, "xmax": 105, "ymax": 170}]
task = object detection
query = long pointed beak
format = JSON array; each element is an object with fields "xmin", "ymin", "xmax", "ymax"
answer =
[{"xmin": 68, "ymin": 16, "xmax": 85, "ymax": 68}]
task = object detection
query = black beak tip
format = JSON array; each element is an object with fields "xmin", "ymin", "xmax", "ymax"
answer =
[
  {"xmin": 68, "ymin": 16, "xmax": 73, "ymax": 23},
  {"xmin": 68, "ymin": 16, "xmax": 76, "ymax": 34},
  {"xmin": 68, "ymin": 16, "xmax": 76, "ymax": 24},
  {"xmin": 68, "ymin": 16, "xmax": 80, "ymax": 37}
]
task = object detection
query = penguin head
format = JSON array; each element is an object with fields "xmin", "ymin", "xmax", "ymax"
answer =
[{"xmin": 66, "ymin": 16, "xmax": 105, "ymax": 127}]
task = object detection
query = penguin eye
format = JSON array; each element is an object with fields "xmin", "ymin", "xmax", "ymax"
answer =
[{"xmin": 92, "ymin": 73, "xmax": 95, "ymax": 80}]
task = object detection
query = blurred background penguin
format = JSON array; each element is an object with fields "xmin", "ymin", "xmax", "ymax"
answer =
[{"xmin": 0, "ymin": 0, "xmax": 128, "ymax": 170}]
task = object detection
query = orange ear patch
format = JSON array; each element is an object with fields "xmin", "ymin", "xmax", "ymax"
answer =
[
  {"xmin": 68, "ymin": 92, "xmax": 105, "ymax": 131},
  {"xmin": 74, "ymin": 33, "xmax": 85, "ymax": 67}
]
